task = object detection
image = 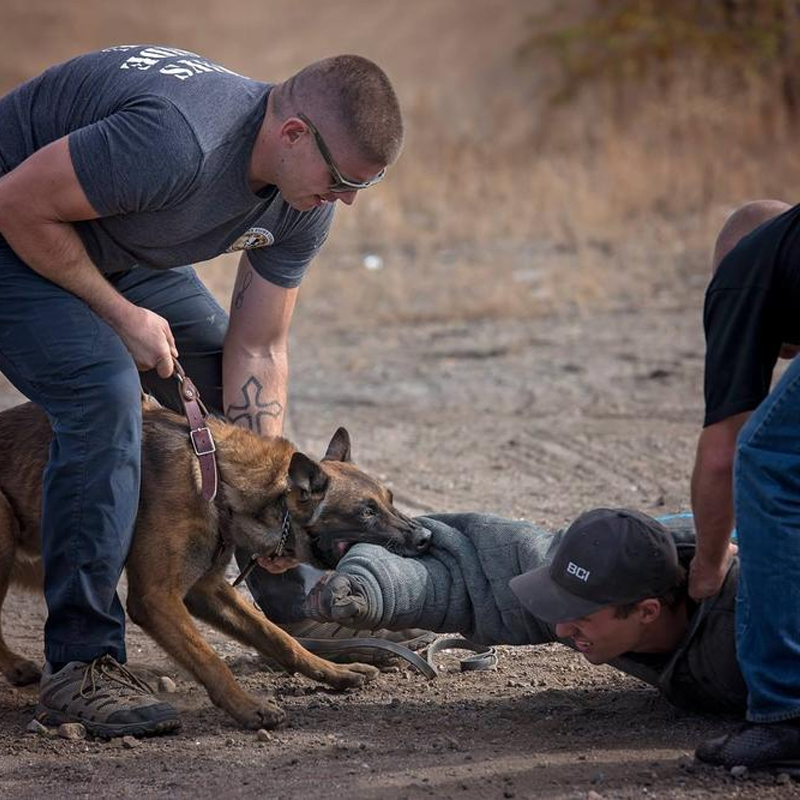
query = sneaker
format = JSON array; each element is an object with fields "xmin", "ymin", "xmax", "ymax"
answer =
[
  {"xmin": 696, "ymin": 721, "xmax": 800, "ymax": 772},
  {"xmin": 36, "ymin": 655, "xmax": 180, "ymax": 738},
  {"xmin": 281, "ymin": 619, "xmax": 437, "ymax": 667}
]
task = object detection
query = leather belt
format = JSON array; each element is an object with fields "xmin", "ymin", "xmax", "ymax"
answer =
[
  {"xmin": 173, "ymin": 360, "xmax": 218, "ymax": 501},
  {"xmin": 299, "ymin": 635, "xmax": 498, "ymax": 680},
  {"xmin": 424, "ymin": 636, "xmax": 499, "ymax": 675}
]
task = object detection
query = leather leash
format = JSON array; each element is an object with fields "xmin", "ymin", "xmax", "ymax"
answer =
[{"xmin": 172, "ymin": 359, "xmax": 218, "ymax": 501}]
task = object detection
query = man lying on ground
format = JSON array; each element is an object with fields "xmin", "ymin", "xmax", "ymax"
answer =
[{"xmin": 247, "ymin": 508, "xmax": 745, "ymax": 722}]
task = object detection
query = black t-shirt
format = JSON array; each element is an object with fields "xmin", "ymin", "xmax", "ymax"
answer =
[{"xmin": 703, "ymin": 203, "xmax": 800, "ymax": 427}]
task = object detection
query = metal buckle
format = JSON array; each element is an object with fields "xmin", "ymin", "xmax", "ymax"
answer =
[{"xmin": 190, "ymin": 427, "xmax": 216, "ymax": 457}]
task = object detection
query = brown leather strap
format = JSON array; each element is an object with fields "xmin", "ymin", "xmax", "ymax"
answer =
[{"xmin": 173, "ymin": 360, "xmax": 218, "ymax": 501}]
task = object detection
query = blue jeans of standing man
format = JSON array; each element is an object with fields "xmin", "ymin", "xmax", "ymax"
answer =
[
  {"xmin": 0, "ymin": 239, "xmax": 226, "ymax": 666},
  {"xmin": 735, "ymin": 354, "xmax": 800, "ymax": 722}
]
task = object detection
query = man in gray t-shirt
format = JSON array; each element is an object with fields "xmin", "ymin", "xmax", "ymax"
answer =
[{"xmin": 0, "ymin": 45, "xmax": 401, "ymax": 737}]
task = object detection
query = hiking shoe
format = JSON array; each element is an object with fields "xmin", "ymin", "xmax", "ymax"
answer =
[
  {"xmin": 696, "ymin": 721, "xmax": 800, "ymax": 772},
  {"xmin": 36, "ymin": 656, "xmax": 180, "ymax": 738},
  {"xmin": 285, "ymin": 619, "xmax": 436, "ymax": 665},
  {"xmin": 277, "ymin": 619, "xmax": 436, "ymax": 667}
]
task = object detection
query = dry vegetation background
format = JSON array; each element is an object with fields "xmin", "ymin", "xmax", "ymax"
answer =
[
  {"xmin": 2, "ymin": 0, "xmax": 799, "ymax": 331},
  {"xmin": 3, "ymin": 6, "xmax": 800, "ymax": 797}
]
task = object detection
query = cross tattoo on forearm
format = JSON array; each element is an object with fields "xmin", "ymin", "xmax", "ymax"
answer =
[{"xmin": 226, "ymin": 376, "xmax": 283, "ymax": 434}]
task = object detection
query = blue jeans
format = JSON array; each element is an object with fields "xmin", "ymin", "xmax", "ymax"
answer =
[
  {"xmin": 735, "ymin": 355, "xmax": 800, "ymax": 722},
  {"xmin": 0, "ymin": 240, "xmax": 226, "ymax": 665}
]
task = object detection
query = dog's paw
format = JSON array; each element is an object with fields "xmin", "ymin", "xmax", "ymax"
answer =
[
  {"xmin": 344, "ymin": 662, "xmax": 380, "ymax": 682},
  {"xmin": 237, "ymin": 700, "xmax": 287, "ymax": 730},
  {"xmin": 323, "ymin": 662, "xmax": 380, "ymax": 689},
  {"xmin": 3, "ymin": 658, "xmax": 42, "ymax": 686}
]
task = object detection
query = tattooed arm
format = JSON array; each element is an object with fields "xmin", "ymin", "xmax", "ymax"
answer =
[{"xmin": 223, "ymin": 253, "xmax": 299, "ymax": 437}]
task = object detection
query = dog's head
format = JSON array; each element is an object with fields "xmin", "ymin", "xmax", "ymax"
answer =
[{"xmin": 284, "ymin": 428, "xmax": 431, "ymax": 569}]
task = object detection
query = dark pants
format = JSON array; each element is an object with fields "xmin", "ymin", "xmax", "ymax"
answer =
[{"xmin": 0, "ymin": 242, "xmax": 226, "ymax": 664}]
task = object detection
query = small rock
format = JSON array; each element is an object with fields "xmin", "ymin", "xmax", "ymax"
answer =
[
  {"xmin": 25, "ymin": 719, "xmax": 50, "ymax": 737},
  {"xmin": 776, "ymin": 772, "xmax": 792, "ymax": 785},
  {"xmin": 587, "ymin": 792, "xmax": 604, "ymax": 800},
  {"xmin": 58, "ymin": 722, "xmax": 86, "ymax": 740},
  {"xmin": 256, "ymin": 728, "xmax": 272, "ymax": 742},
  {"xmin": 363, "ymin": 254, "xmax": 384, "ymax": 271},
  {"xmin": 590, "ymin": 770, "xmax": 605, "ymax": 784},
  {"xmin": 157, "ymin": 676, "xmax": 177, "ymax": 693},
  {"xmin": 680, "ymin": 757, "xmax": 697, "ymax": 774},
  {"xmin": 122, "ymin": 735, "xmax": 139, "ymax": 749},
  {"xmin": 730, "ymin": 765, "xmax": 748, "ymax": 778}
]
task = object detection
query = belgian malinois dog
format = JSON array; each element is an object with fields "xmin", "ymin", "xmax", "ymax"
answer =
[{"xmin": 0, "ymin": 401, "xmax": 431, "ymax": 729}]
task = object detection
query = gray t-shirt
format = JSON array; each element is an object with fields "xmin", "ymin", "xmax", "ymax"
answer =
[{"xmin": 0, "ymin": 45, "xmax": 333, "ymax": 287}]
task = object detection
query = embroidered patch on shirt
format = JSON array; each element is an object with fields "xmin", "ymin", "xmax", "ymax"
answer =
[{"xmin": 226, "ymin": 227, "xmax": 275, "ymax": 252}]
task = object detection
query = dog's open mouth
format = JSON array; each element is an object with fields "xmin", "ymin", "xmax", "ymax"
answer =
[
  {"xmin": 307, "ymin": 533, "xmax": 360, "ymax": 568},
  {"xmin": 335, "ymin": 540, "xmax": 352, "ymax": 557}
]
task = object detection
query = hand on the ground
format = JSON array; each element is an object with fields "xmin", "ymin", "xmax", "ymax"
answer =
[
  {"xmin": 112, "ymin": 305, "xmax": 178, "ymax": 378},
  {"xmin": 688, "ymin": 542, "xmax": 738, "ymax": 601}
]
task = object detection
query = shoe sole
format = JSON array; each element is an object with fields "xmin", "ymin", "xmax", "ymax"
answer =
[
  {"xmin": 257, "ymin": 633, "xmax": 437, "ymax": 672},
  {"xmin": 36, "ymin": 708, "xmax": 181, "ymax": 739},
  {"xmin": 297, "ymin": 632, "xmax": 436, "ymax": 666}
]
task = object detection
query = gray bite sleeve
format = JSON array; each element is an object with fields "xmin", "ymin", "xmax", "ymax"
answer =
[{"xmin": 334, "ymin": 513, "xmax": 560, "ymax": 646}]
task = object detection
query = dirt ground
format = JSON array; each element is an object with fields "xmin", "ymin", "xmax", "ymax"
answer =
[
  {"xmin": 1, "ymin": 2, "xmax": 798, "ymax": 798},
  {"xmin": 2, "ymin": 268, "xmax": 798, "ymax": 800}
]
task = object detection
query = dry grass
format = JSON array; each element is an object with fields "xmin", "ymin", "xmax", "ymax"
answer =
[{"xmin": 2, "ymin": 1, "xmax": 799, "ymax": 326}]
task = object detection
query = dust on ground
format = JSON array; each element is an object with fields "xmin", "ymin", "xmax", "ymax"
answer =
[
  {"xmin": 0, "ymin": 2, "xmax": 794, "ymax": 797},
  {"xmin": 2, "ymin": 267, "xmax": 796, "ymax": 800}
]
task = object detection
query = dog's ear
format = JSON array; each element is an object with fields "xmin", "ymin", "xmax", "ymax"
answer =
[
  {"xmin": 288, "ymin": 452, "xmax": 330, "ymax": 498},
  {"xmin": 323, "ymin": 427, "xmax": 351, "ymax": 462}
]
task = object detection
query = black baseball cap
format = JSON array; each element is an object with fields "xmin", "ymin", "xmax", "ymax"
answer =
[{"xmin": 509, "ymin": 508, "xmax": 684, "ymax": 624}]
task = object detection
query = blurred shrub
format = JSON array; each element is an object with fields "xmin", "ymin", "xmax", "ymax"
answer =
[{"xmin": 523, "ymin": 1, "xmax": 800, "ymax": 114}]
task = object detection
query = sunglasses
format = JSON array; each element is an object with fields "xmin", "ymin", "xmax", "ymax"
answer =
[{"xmin": 297, "ymin": 112, "xmax": 386, "ymax": 193}]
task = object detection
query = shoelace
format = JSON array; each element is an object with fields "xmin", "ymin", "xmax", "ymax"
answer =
[{"xmin": 79, "ymin": 655, "xmax": 154, "ymax": 699}]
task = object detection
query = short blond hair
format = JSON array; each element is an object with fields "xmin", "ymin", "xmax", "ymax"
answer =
[{"xmin": 274, "ymin": 55, "xmax": 403, "ymax": 165}]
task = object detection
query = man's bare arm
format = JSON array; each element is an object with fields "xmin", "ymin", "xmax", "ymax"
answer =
[
  {"xmin": 223, "ymin": 253, "xmax": 298, "ymax": 437},
  {"xmin": 689, "ymin": 412, "xmax": 749, "ymax": 599},
  {"xmin": 0, "ymin": 136, "xmax": 176, "ymax": 376}
]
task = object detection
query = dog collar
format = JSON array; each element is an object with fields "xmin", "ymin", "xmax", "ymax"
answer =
[
  {"xmin": 230, "ymin": 498, "xmax": 292, "ymax": 588},
  {"xmin": 273, "ymin": 502, "xmax": 292, "ymax": 558}
]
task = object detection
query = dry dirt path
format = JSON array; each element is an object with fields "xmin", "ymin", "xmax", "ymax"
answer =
[{"xmin": 1, "ymin": 298, "xmax": 797, "ymax": 799}]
